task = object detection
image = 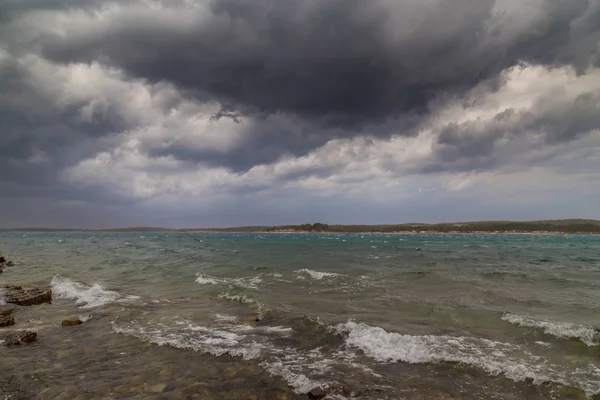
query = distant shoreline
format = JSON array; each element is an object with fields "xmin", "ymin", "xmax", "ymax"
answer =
[
  {"xmin": 2, "ymin": 219, "xmax": 599, "ymax": 234},
  {"xmin": 1, "ymin": 230, "xmax": 598, "ymax": 235}
]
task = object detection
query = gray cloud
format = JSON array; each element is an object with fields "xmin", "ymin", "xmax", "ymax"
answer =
[{"xmin": 427, "ymin": 90, "xmax": 600, "ymax": 173}]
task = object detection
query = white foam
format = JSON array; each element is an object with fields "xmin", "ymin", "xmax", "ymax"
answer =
[
  {"xmin": 112, "ymin": 319, "xmax": 263, "ymax": 360},
  {"xmin": 296, "ymin": 269, "xmax": 341, "ymax": 280},
  {"xmin": 195, "ymin": 273, "xmax": 262, "ymax": 290},
  {"xmin": 502, "ymin": 313, "xmax": 598, "ymax": 346},
  {"xmin": 195, "ymin": 274, "xmax": 219, "ymax": 285},
  {"xmin": 260, "ymin": 359, "xmax": 325, "ymax": 394},
  {"xmin": 217, "ymin": 291, "xmax": 258, "ymax": 306},
  {"xmin": 51, "ymin": 276, "xmax": 135, "ymax": 309},
  {"xmin": 334, "ymin": 320, "xmax": 600, "ymax": 397},
  {"xmin": 264, "ymin": 326, "xmax": 294, "ymax": 335},
  {"xmin": 214, "ymin": 313, "xmax": 237, "ymax": 322}
]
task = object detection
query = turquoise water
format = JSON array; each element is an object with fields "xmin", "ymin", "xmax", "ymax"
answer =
[{"xmin": 0, "ymin": 232, "xmax": 599, "ymax": 399}]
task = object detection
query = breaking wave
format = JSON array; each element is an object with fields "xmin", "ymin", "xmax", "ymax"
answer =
[
  {"xmin": 112, "ymin": 319, "xmax": 264, "ymax": 360},
  {"xmin": 502, "ymin": 313, "xmax": 599, "ymax": 347},
  {"xmin": 334, "ymin": 320, "xmax": 600, "ymax": 397},
  {"xmin": 51, "ymin": 276, "xmax": 139, "ymax": 309}
]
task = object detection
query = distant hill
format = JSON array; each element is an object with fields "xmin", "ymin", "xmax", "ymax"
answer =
[{"xmin": 1, "ymin": 220, "xmax": 599, "ymax": 233}]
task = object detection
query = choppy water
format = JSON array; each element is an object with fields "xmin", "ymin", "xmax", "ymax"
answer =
[{"xmin": 0, "ymin": 232, "xmax": 599, "ymax": 399}]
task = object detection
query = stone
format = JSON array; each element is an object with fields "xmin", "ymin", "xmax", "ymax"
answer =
[
  {"xmin": 308, "ymin": 383, "xmax": 347, "ymax": 400},
  {"xmin": 149, "ymin": 383, "xmax": 167, "ymax": 393},
  {"xmin": 1, "ymin": 330, "xmax": 37, "ymax": 346},
  {"xmin": 61, "ymin": 319, "xmax": 83, "ymax": 327},
  {"xmin": 6, "ymin": 261, "xmax": 14, "ymax": 267},
  {"xmin": 0, "ymin": 316, "xmax": 15, "ymax": 328},
  {"xmin": 4, "ymin": 286, "xmax": 52, "ymax": 306},
  {"xmin": 0, "ymin": 256, "xmax": 5, "ymax": 264}
]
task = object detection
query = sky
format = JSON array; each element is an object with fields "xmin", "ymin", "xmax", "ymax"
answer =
[{"xmin": 1, "ymin": 0, "xmax": 599, "ymax": 228}]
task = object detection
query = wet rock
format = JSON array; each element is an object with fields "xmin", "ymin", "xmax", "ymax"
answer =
[
  {"xmin": 1, "ymin": 330, "xmax": 37, "ymax": 346},
  {"xmin": 0, "ymin": 316, "xmax": 15, "ymax": 327},
  {"xmin": 0, "ymin": 255, "xmax": 5, "ymax": 264},
  {"xmin": 149, "ymin": 383, "xmax": 167, "ymax": 393},
  {"xmin": 308, "ymin": 383, "xmax": 347, "ymax": 399},
  {"xmin": 6, "ymin": 261, "xmax": 14, "ymax": 267},
  {"xmin": 3, "ymin": 286, "xmax": 52, "ymax": 306},
  {"xmin": 62, "ymin": 319, "xmax": 83, "ymax": 327}
]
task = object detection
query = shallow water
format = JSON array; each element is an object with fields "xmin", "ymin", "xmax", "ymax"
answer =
[{"xmin": 0, "ymin": 232, "xmax": 599, "ymax": 399}]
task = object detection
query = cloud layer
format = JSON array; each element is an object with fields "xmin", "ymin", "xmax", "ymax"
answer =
[{"xmin": 1, "ymin": 0, "xmax": 599, "ymax": 227}]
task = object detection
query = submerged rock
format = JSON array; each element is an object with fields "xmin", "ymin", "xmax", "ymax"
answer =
[
  {"xmin": 62, "ymin": 319, "xmax": 83, "ymax": 327},
  {"xmin": 1, "ymin": 330, "xmax": 37, "ymax": 346},
  {"xmin": 0, "ymin": 308, "xmax": 13, "ymax": 317},
  {"xmin": 0, "ymin": 316, "xmax": 15, "ymax": 328},
  {"xmin": 6, "ymin": 261, "xmax": 14, "ymax": 267},
  {"xmin": 3, "ymin": 286, "xmax": 52, "ymax": 306},
  {"xmin": 308, "ymin": 383, "xmax": 347, "ymax": 399}
]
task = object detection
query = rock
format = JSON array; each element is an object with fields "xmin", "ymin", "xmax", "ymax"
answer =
[
  {"xmin": 3, "ymin": 286, "xmax": 52, "ymax": 306},
  {"xmin": 1, "ymin": 330, "xmax": 37, "ymax": 346},
  {"xmin": 0, "ymin": 316, "xmax": 15, "ymax": 328},
  {"xmin": 149, "ymin": 383, "xmax": 167, "ymax": 393},
  {"xmin": 6, "ymin": 261, "xmax": 14, "ymax": 267},
  {"xmin": 308, "ymin": 387, "xmax": 327, "ymax": 399},
  {"xmin": 61, "ymin": 319, "xmax": 83, "ymax": 327},
  {"xmin": 308, "ymin": 383, "xmax": 347, "ymax": 400},
  {"xmin": 0, "ymin": 255, "xmax": 5, "ymax": 264}
]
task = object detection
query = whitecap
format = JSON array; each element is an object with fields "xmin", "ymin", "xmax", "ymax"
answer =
[
  {"xmin": 502, "ymin": 313, "xmax": 598, "ymax": 346},
  {"xmin": 195, "ymin": 274, "xmax": 220, "ymax": 285},
  {"xmin": 296, "ymin": 269, "xmax": 341, "ymax": 280},
  {"xmin": 214, "ymin": 313, "xmax": 237, "ymax": 322},
  {"xmin": 195, "ymin": 273, "xmax": 262, "ymax": 290}
]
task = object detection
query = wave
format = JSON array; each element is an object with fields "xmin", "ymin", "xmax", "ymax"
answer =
[
  {"xmin": 112, "ymin": 319, "xmax": 263, "ymax": 360},
  {"xmin": 51, "ymin": 276, "xmax": 139, "ymax": 309},
  {"xmin": 195, "ymin": 273, "xmax": 262, "ymax": 290},
  {"xmin": 295, "ymin": 269, "xmax": 341, "ymax": 280},
  {"xmin": 334, "ymin": 320, "xmax": 600, "ymax": 397},
  {"xmin": 113, "ymin": 317, "xmax": 341, "ymax": 395},
  {"xmin": 502, "ymin": 313, "xmax": 599, "ymax": 346}
]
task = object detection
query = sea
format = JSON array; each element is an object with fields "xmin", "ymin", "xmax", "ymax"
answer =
[{"xmin": 0, "ymin": 232, "xmax": 599, "ymax": 399}]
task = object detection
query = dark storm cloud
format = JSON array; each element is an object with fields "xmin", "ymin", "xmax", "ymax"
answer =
[
  {"xmin": 5, "ymin": 0, "xmax": 590, "ymax": 171},
  {"xmin": 426, "ymin": 90, "xmax": 600, "ymax": 173},
  {"xmin": 35, "ymin": 0, "xmax": 597, "ymax": 125},
  {"xmin": 0, "ymin": 55, "xmax": 130, "ymax": 199}
]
